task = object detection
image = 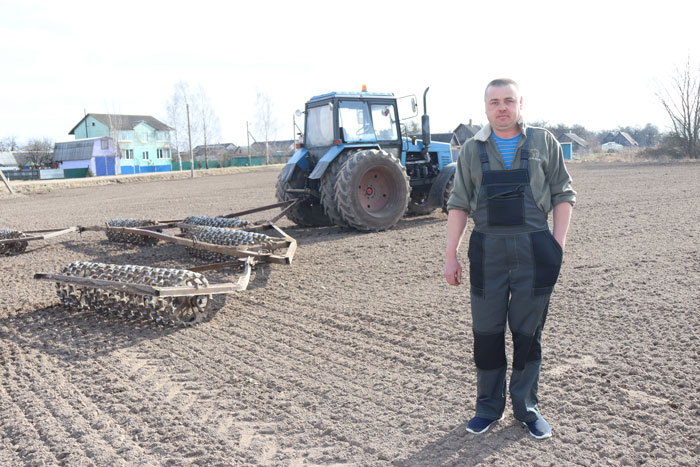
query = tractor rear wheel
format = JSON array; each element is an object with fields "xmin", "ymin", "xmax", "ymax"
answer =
[
  {"xmin": 335, "ymin": 149, "xmax": 410, "ymax": 231},
  {"xmin": 320, "ymin": 152, "xmax": 353, "ymax": 227},
  {"xmin": 275, "ymin": 169, "xmax": 331, "ymax": 227}
]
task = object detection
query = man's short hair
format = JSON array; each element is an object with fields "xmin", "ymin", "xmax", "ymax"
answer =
[{"xmin": 485, "ymin": 78, "xmax": 520, "ymax": 99}]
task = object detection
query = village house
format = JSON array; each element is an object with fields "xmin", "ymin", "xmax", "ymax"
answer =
[
  {"xmin": 450, "ymin": 121, "xmax": 482, "ymax": 146},
  {"xmin": 192, "ymin": 143, "xmax": 242, "ymax": 166},
  {"xmin": 53, "ymin": 137, "xmax": 119, "ymax": 177},
  {"xmin": 602, "ymin": 131, "xmax": 639, "ymax": 148},
  {"xmin": 68, "ymin": 114, "xmax": 173, "ymax": 174},
  {"xmin": 420, "ymin": 121, "xmax": 482, "ymax": 161},
  {"xmin": 558, "ymin": 132, "xmax": 589, "ymax": 153},
  {"xmin": 249, "ymin": 140, "xmax": 295, "ymax": 157},
  {"xmin": 0, "ymin": 152, "xmax": 19, "ymax": 169}
]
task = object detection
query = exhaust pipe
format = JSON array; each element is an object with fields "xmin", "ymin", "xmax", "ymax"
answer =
[{"xmin": 421, "ymin": 87, "xmax": 431, "ymax": 161}]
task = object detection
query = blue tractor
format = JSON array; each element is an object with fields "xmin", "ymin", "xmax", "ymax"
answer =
[{"xmin": 276, "ymin": 87, "xmax": 456, "ymax": 231}]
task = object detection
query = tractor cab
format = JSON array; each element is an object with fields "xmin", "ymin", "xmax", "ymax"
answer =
[{"xmin": 303, "ymin": 91, "xmax": 403, "ymax": 160}]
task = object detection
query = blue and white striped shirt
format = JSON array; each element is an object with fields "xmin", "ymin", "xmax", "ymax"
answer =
[{"xmin": 493, "ymin": 134, "xmax": 521, "ymax": 169}]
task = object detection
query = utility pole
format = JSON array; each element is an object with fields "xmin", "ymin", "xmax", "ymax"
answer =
[
  {"xmin": 246, "ymin": 121, "xmax": 251, "ymax": 167},
  {"xmin": 174, "ymin": 129, "xmax": 182, "ymax": 171},
  {"xmin": 203, "ymin": 114, "xmax": 208, "ymax": 169},
  {"xmin": 187, "ymin": 103, "xmax": 194, "ymax": 178}
]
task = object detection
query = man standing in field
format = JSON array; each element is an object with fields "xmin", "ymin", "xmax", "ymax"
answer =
[{"xmin": 444, "ymin": 78, "xmax": 576, "ymax": 439}]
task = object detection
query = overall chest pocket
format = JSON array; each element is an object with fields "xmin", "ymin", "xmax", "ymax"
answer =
[
  {"xmin": 486, "ymin": 184, "xmax": 525, "ymax": 226},
  {"xmin": 482, "ymin": 169, "xmax": 529, "ymax": 227}
]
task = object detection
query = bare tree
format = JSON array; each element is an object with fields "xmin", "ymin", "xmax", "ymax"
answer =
[
  {"xmin": 166, "ymin": 82, "xmax": 221, "ymax": 169},
  {"xmin": 254, "ymin": 91, "xmax": 278, "ymax": 164},
  {"xmin": 195, "ymin": 85, "xmax": 221, "ymax": 169},
  {"xmin": 165, "ymin": 81, "xmax": 193, "ymax": 168},
  {"xmin": 401, "ymin": 119, "xmax": 421, "ymax": 136},
  {"xmin": 0, "ymin": 135, "xmax": 19, "ymax": 151},
  {"xmin": 165, "ymin": 95, "xmax": 183, "ymax": 169},
  {"xmin": 102, "ymin": 114, "xmax": 127, "ymax": 176},
  {"xmin": 105, "ymin": 113, "xmax": 125, "ymax": 151},
  {"xmin": 23, "ymin": 138, "xmax": 54, "ymax": 166},
  {"xmin": 656, "ymin": 58, "xmax": 700, "ymax": 159}
]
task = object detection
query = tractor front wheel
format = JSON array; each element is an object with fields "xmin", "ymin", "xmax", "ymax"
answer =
[
  {"xmin": 407, "ymin": 191, "xmax": 436, "ymax": 216},
  {"xmin": 335, "ymin": 149, "xmax": 409, "ymax": 231},
  {"xmin": 442, "ymin": 172, "xmax": 454, "ymax": 213}
]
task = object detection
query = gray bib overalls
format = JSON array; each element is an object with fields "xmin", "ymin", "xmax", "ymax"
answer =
[{"xmin": 468, "ymin": 129, "xmax": 563, "ymax": 422}]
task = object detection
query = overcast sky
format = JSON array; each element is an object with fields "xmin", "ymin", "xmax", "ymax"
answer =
[{"xmin": 1, "ymin": 0, "xmax": 698, "ymax": 146}]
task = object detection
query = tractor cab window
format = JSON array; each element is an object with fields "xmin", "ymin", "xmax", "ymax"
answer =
[
  {"xmin": 306, "ymin": 104, "xmax": 334, "ymax": 147},
  {"xmin": 371, "ymin": 104, "xmax": 398, "ymax": 141},
  {"xmin": 339, "ymin": 100, "xmax": 376, "ymax": 143}
]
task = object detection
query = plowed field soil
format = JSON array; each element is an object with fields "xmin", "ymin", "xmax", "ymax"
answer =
[{"xmin": 1, "ymin": 162, "xmax": 698, "ymax": 466}]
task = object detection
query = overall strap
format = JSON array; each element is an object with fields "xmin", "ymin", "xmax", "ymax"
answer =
[
  {"xmin": 519, "ymin": 128, "xmax": 533, "ymax": 165},
  {"xmin": 477, "ymin": 141, "xmax": 490, "ymax": 172}
]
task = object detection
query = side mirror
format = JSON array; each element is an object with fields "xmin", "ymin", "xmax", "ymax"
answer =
[
  {"xmin": 397, "ymin": 94, "xmax": 418, "ymax": 120},
  {"xmin": 295, "ymin": 109, "xmax": 303, "ymax": 117}
]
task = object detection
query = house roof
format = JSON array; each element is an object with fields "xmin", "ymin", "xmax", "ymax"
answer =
[
  {"xmin": 194, "ymin": 143, "xmax": 239, "ymax": 150},
  {"xmin": 53, "ymin": 139, "xmax": 100, "ymax": 161},
  {"xmin": 250, "ymin": 140, "xmax": 295, "ymax": 155},
  {"xmin": 618, "ymin": 131, "xmax": 639, "ymax": 146},
  {"xmin": 452, "ymin": 122, "xmax": 482, "ymax": 146},
  {"xmin": 192, "ymin": 143, "xmax": 241, "ymax": 159},
  {"xmin": 69, "ymin": 113, "xmax": 173, "ymax": 135},
  {"xmin": 430, "ymin": 133, "xmax": 453, "ymax": 144},
  {"xmin": 603, "ymin": 131, "xmax": 639, "ymax": 146},
  {"xmin": 193, "ymin": 143, "xmax": 239, "ymax": 152},
  {"xmin": 407, "ymin": 123, "xmax": 482, "ymax": 146},
  {"xmin": 0, "ymin": 152, "xmax": 18, "ymax": 166},
  {"xmin": 562, "ymin": 132, "xmax": 588, "ymax": 147}
]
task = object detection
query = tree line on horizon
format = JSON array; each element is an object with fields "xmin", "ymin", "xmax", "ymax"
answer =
[
  {"xmin": 530, "ymin": 121, "xmax": 661, "ymax": 149},
  {"xmin": 0, "ymin": 120, "xmax": 679, "ymax": 167}
]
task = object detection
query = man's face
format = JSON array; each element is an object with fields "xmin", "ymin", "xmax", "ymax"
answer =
[{"xmin": 484, "ymin": 84, "xmax": 522, "ymax": 134}]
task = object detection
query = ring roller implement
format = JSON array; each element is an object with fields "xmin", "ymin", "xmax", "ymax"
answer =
[
  {"xmin": 180, "ymin": 224, "xmax": 275, "ymax": 262},
  {"xmin": 0, "ymin": 229, "xmax": 29, "ymax": 255},
  {"xmin": 181, "ymin": 215, "xmax": 253, "ymax": 229},
  {"xmin": 35, "ymin": 261, "xmax": 250, "ymax": 326},
  {"xmin": 103, "ymin": 216, "xmax": 254, "ymax": 246},
  {"xmin": 106, "ymin": 218, "xmax": 161, "ymax": 245}
]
